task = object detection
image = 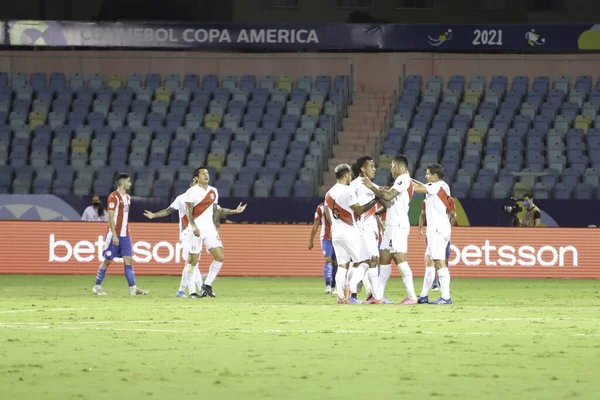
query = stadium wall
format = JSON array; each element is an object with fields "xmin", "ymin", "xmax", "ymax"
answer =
[
  {"xmin": 2, "ymin": 51, "xmax": 600, "ymax": 92},
  {"xmin": 0, "ymin": 222, "xmax": 598, "ymax": 278}
]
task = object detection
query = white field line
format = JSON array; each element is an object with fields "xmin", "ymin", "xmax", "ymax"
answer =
[{"xmin": 0, "ymin": 323, "xmax": 599, "ymax": 337}]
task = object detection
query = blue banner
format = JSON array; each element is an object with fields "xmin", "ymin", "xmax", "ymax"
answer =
[
  {"xmin": 3, "ymin": 195, "xmax": 599, "ymax": 228},
  {"xmin": 5, "ymin": 20, "xmax": 600, "ymax": 52}
]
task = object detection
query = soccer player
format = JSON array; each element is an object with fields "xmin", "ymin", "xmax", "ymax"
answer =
[
  {"xmin": 412, "ymin": 163, "xmax": 453, "ymax": 304},
  {"xmin": 143, "ymin": 177, "xmax": 204, "ymax": 298},
  {"xmin": 324, "ymin": 164, "xmax": 379, "ymax": 304},
  {"xmin": 350, "ymin": 156, "xmax": 382, "ymax": 304},
  {"xmin": 308, "ymin": 202, "xmax": 337, "ymax": 294},
  {"xmin": 184, "ymin": 166, "xmax": 246, "ymax": 298},
  {"xmin": 363, "ymin": 154, "xmax": 418, "ymax": 305},
  {"xmin": 419, "ymin": 199, "xmax": 457, "ymax": 292},
  {"xmin": 93, "ymin": 173, "xmax": 148, "ymax": 296}
]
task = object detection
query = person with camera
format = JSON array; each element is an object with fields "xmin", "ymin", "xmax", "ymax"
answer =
[{"xmin": 521, "ymin": 192, "xmax": 541, "ymax": 227}]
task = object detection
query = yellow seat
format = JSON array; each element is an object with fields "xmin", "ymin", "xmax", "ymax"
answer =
[
  {"xmin": 207, "ymin": 152, "xmax": 226, "ymax": 163},
  {"xmin": 575, "ymin": 115, "xmax": 591, "ymax": 133},
  {"xmin": 204, "ymin": 121, "xmax": 220, "ymax": 132},
  {"xmin": 29, "ymin": 111, "xmax": 46, "ymax": 129},
  {"xmin": 379, "ymin": 154, "xmax": 394, "ymax": 169},
  {"xmin": 465, "ymin": 89, "xmax": 482, "ymax": 99},
  {"xmin": 204, "ymin": 113, "xmax": 222, "ymax": 124},
  {"xmin": 71, "ymin": 146, "xmax": 88, "ymax": 153},
  {"xmin": 464, "ymin": 95, "xmax": 480, "ymax": 107},
  {"xmin": 155, "ymin": 86, "xmax": 172, "ymax": 102},
  {"xmin": 513, "ymin": 182, "xmax": 531, "ymax": 198},
  {"xmin": 71, "ymin": 138, "xmax": 89, "ymax": 150},
  {"xmin": 107, "ymin": 74, "xmax": 122, "ymax": 90},
  {"xmin": 305, "ymin": 100, "xmax": 322, "ymax": 116},
  {"xmin": 207, "ymin": 159, "xmax": 223, "ymax": 171},
  {"xmin": 467, "ymin": 128, "xmax": 484, "ymax": 142}
]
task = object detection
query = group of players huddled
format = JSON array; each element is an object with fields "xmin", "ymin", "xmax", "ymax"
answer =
[
  {"xmin": 309, "ymin": 155, "xmax": 456, "ymax": 305},
  {"xmin": 92, "ymin": 167, "xmax": 246, "ymax": 298}
]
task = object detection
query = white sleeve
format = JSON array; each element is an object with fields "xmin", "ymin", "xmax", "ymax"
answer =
[
  {"xmin": 392, "ymin": 176, "xmax": 409, "ymax": 193},
  {"xmin": 184, "ymin": 188, "xmax": 194, "ymax": 204},
  {"xmin": 169, "ymin": 198, "xmax": 180, "ymax": 211},
  {"xmin": 346, "ymin": 187, "xmax": 359, "ymax": 207},
  {"xmin": 425, "ymin": 182, "xmax": 438, "ymax": 195}
]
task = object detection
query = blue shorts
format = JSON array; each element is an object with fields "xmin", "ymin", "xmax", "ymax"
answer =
[
  {"xmin": 321, "ymin": 239, "xmax": 336, "ymax": 260},
  {"xmin": 103, "ymin": 235, "xmax": 132, "ymax": 260},
  {"xmin": 426, "ymin": 237, "xmax": 451, "ymax": 260}
]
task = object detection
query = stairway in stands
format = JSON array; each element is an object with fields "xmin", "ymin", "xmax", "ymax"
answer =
[{"xmin": 319, "ymin": 91, "xmax": 393, "ymax": 196}]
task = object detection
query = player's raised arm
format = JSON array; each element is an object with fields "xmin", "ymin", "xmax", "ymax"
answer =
[
  {"xmin": 218, "ymin": 202, "xmax": 247, "ymax": 216},
  {"xmin": 362, "ymin": 176, "xmax": 401, "ymax": 202},
  {"xmin": 144, "ymin": 206, "xmax": 174, "ymax": 220},
  {"xmin": 411, "ymin": 179, "xmax": 429, "ymax": 194},
  {"xmin": 448, "ymin": 197, "xmax": 457, "ymax": 226}
]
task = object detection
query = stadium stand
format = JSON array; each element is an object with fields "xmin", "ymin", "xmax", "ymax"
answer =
[
  {"xmin": 0, "ymin": 71, "xmax": 352, "ymax": 198},
  {"xmin": 378, "ymin": 74, "xmax": 600, "ymax": 200}
]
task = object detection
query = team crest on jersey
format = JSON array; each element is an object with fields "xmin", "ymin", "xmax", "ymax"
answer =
[
  {"xmin": 209, "ymin": 193, "xmax": 215, "ymax": 200},
  {"xmin": 109, "ymin": 202, "xmax": 115, "ymax": 208},
  {"xmin": 106, "ymin": 251, "xmax": 112, "ymax": 256}
]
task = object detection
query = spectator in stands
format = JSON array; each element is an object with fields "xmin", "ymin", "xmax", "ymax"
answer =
[
  {"xmin": 520, "ymin": 192, "xmax": 541, "ymax": 227},
  {"xmin": 82, "ymin": 195, "xmax": 108, "ymax": 222}
]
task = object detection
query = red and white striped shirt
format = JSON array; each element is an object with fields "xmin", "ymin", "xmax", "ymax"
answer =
[
  {"xmin": 314, "ymin": 202, "xmax": 331, "ymax": 241},
  {"xmin": 106, "ymin": 191, "xmax": 131, "ymax": 237}
]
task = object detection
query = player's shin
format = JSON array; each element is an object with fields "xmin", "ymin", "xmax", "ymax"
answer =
[
  {"xmin": 179, "ymin": 265, "xmax": 188, "ymax": 292},
  {"xmin": 194, "ymin": 266, "xmax": 204, "ymax": 292},
  {"xmin": 438, "ymin": 267, "xmax": 451, "ymax": 300},
  {"xmin": 95, "ymin": 264, "xmax": 107, "ymax": 285},
  {"xmin": 420, "ymin": 266, "xmax": 436, "ymax": 297},
  {"xmin": 378, "ymin": 264, "xmax": 392, "ymax": 299},
  {"xmin": 367, "ymin": 267, "xmax": 381, "ymax": 301},
  {"xmin": 398, "ymin": 261, "xmax": 417, "ymax": 300},
  {"xmin": 185, "ymin": 263, "xmax": 197, "ymax": 295},
  {"xmin": 349, "ymin": 263, "xmax": 368, "ymax": 295},
  {"xmin": 324, "ymin": 261, "xmax": 333, "ymax": 286},
  {"xmin": 205, "ymin": 260, "xmax": 223, "ymax": 286},
  {"xmin": 335, "ymin": 267, "xmax": 348, "ymax": 299},
  {"xmin": 124, "ymin": 264, "xmax": 136, "ymax": 287}
]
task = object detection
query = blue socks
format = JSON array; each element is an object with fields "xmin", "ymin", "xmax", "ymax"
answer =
[
  {"xmin": 324, "ymin": 262, "xmax": 333, "ymax": 286},
  {"xmin": 95, "ymin": 265, "xmax": 106, "ymax": 285},
  {"xmin": 124, "ymin": 265, "xmax": 136, "ymax": 287}
]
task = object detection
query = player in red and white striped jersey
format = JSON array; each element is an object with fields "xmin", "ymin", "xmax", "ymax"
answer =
[
  {"xmin": 308, "ymin": 202, "xmax": 337, "ymax": 294},
  {"xmin": 93, "ymin": 173, "xmax": 148, "ymax": 296},
  {"xmin": 412, "ymin": 163, "xmax": 453, "ymax": 304},
  {"xmin": 183, "ymin": 166, "xmax": 246, "ymax": 298}
]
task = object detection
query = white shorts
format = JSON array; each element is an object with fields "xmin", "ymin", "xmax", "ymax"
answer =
[
  {"xmin": 361, "ymin": 229, "xmax": 380, "ymax": 259},
  {"xmin": 426, "ymin": 229, "xmax": 450, "ymax": 261},
  {"xmin": 187, "ymin": 233, "xmax": 223, "ymax": 255},
  {"xmin": 380, "ymin": 226, "xmax": 409, "ymax": 253},
  {"xmin": 332, "ymin": 232, "xmax": 370, "ymax": 265}
]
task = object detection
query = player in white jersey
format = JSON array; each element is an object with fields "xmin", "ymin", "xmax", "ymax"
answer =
[
  {"xmin": 362, "ymin": 154, "xmax": 418, "ymax": 305},
  {"xmin": 143, "ymin": 177, "xmax": 204, "ymax": 298},
  {"xmin": 324, "ymin": 164, "xmax": 380, "ymax": 304},
  {"xmin": 412, "ymin": 163, "xmax": 453, "ymax": 304},
  {"xmin": 349, "ymin": 157, "xmax": 382, "ymax": 303},
  {"xmin": 184, "ymin": 166, "xmax": 246, "ymax": 298}
]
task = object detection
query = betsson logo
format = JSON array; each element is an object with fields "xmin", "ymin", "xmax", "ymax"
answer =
[
  {"xmin": 447, "ymin": 240, "xmax": 578, "ymax": 267},
  {"xmin": 49, "ymin": 234, "xmax": 185, "ymax": 263}
]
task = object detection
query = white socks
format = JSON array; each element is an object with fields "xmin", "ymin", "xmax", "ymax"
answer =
[
  {"xmin": 205, "ymin": 260, "xmax": 223, "ymax": 286},
  {"xmin": 185, "ymin": 262, "xmax": 198, "ymax": 295},
  {"xmin": 367, "ymin": 268, "xmax": 381, "ymax": 300},
  {"xmin": 335, "ymin": 267, "xmax": 348, "ymax": 298},
  {"xmin": 438, "ymin": 267, "xmax": 451, "ymax": 299},
  {"xmin": 349, "ymin": 263, "xmax": 368, "ymax": 294},
  {"xmin": 179, "ymin": 265, "xmax": 203, "ymax": 292},
  {"xmin": 362, "ymin": 274, "xmax": 372, "ymax": 296},
  {"xmin": 378, "ymin": 264, "xmax": 392, "ymax": 299},
  {"xmin": 420, "ymin": 266, "xmax": 436, "ymax": 297},
  {"xmin": 398, "ymin": 261, "xmax": 417, "ymax": 300}
]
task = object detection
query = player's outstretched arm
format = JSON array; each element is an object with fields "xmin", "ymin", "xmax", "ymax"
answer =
[
  {"xmin": 411, "ymin": 179, "xmax": 428, "ymax": 194},
  {"xmin": 362, "ymin": 176, "xmax": 400, "ymax": 202},
  {"xmin": 219, "ymin": 202, "xmax": 247, "ymax": 216},
  {"xmin": 418, "ymin": 208, "xmax": 426, "ymax": 238},
  {"xmin": 350, "ymin": 198, "xmax": 379, "ymax": 216},
  {"xmin": 144, "ymin": 207, "xmax": 174, "ymax": 219}
]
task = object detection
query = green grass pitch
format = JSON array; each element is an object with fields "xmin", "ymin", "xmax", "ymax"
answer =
[{"xmin": 0, "ymin": 275, "xmax": 599, "ymax": 399}]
